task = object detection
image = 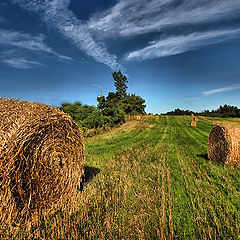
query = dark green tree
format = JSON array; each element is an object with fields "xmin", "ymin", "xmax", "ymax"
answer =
[
  {"xmin": 97, "ymin": 93, "xmax": 125, "ymax": 125},
  {"xmin": 60, "ymin": 102, "xmax": 104, "ymax": 129},
  {"xmin": 112, "ymin": 70, "xmax": 128, "ymax": 98},
  {"xmin": 165, "ymin": 104, "xmax": 240, "ymax": 118},
  {"xmin": 122, "ymin": 94, "xmax": 146, "ymax": 115},
  {"xmin": 98, "ymin": 70, "xmax": 146, "ymax": 116}
]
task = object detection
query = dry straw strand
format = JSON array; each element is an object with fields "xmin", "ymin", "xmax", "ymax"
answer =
[
  {"xmin": 208, "ymin": 125, "xmax": 240, "ymax": 166},
  {"xmin": 213, "ymin": 121, "xmax": 220, "ymax": 126},
  {"xmin": 0, "ymin": 98, "xmax": 84, "ymax": 224}
]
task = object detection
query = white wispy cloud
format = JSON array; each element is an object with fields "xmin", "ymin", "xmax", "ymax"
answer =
[
  {"xmin": 88, "ymin": 0, "xmax": 240, "ymax": 37},
  {"xmin": 2, "ymin": 57, "xmax": 45, "ymax": 69},
  {"xmin": 0, "ymin": 28, "xmax": 73, "ymax": 68},
  {"xmin": 125, "ymin": 28, "xmax": 240, "ymax": 61},
  {"xmin": 202, "ymin": 85, "xmax": 240, "ymax": 95},
  {"xmin": 0, "ymin": 48, "xmax": 44, "ymax": 69},
  {"xmin": 0, "ymin": 29, "xmax": 72, "ymax": 60},
  {"xmin": 10, "ymin": 0, "xmax": 240, "ymax": 65},
  {"xmin": 1, "ymin": 31, "xmax": 52, "ymax": 53},
  {"xmin": 88, "ymin": 0, "xmax": 240, "ymax": 62},
  {"xmin": 12, "ymin": 0, "xmax": 121, "ymax": 70}
]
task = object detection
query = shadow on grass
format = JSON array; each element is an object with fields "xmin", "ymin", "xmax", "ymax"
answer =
[
  {"xmin": 80, "ymin": 166, "xmax": 100, "ymax": 191},
  {"xmin": 197, "ymin": 154, "xmax": 209, "ymax": 161}
]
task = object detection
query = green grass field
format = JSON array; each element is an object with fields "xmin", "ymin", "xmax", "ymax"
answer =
[{"xmin": 2, "ymin": 116, "xmax": 240, "ymax": 239}]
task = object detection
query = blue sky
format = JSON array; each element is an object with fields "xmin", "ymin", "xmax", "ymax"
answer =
[{"xmin": 0, "ymin": 0, "xmax": 240, "ymax": 113}]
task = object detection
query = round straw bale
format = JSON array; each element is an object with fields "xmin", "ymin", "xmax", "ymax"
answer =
[
  {"xmin": 0, "ymin": 98, "xmax": 84, "ymax": 223},
  {"xmin": 190, "ymin": 120, "xmax": 197, "ymax": 127},
  {"xmin": 136, "ymin": 115, "xmax": 141, "ymax": 121},
  {"xmin": 208, "ymin": 125, "xmax": 240, "ymax": 166}
]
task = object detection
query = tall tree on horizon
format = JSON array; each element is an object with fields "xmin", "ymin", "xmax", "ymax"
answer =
[{"xmin": 112, "ymin": 70, "xmax": 128, "ymax": 98}]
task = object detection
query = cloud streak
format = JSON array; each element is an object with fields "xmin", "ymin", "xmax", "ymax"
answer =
[
  {"xmin": 88, "ymin": 0, "xmax": 240, "ymax": 37},
  {"xmin": 125, "ymin": 28, "xmax": 240, "ymax": 61},
  {"xmin": 0, "ymin": 28, "xmax": 73, "ymax": 68},
  {"xmin": 12, "ymin": 0, "xmax": 121, "ymax": 70},
  {"xmin": 202, "ymin": 85, "xmax": 240, "ymax": 95},
  {"xmin": 0, "ymin": 29, "xmax": 66, "ymax": 57},
  {"xmin": 88, "ymin": 0, "xmax": 240, "ymax": 61},
  {"xmin": 8, "ymin": 0, "xmax": 240, "ymax": 66},
  {"xmin": 2, "ymin": 57, "xmax": 45, "ymax": 69}
]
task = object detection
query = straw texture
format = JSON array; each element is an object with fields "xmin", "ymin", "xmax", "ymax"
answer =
[
  {"xmin": 0, "ymin": 98, "xmax": 84, "ymax": 223},
  {"xmin": 208, "ymin": 125, "xmax": 240, "ymax": 166},
  {"xmin": 213, "ymin": 121, "xmax": 220, "ymax": 126}
]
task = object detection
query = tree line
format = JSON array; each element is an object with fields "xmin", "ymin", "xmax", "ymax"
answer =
[
  {"xmin": 60, "ymin": 70, "xmax": 146, "ymax": 129},
  {"xmin": 165, "ymin": 104, "xmax": 240, "ymax": 118}
]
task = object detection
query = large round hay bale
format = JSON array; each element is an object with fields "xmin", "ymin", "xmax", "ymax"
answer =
[
  {"xmin": 208, "ymin": 125, "xmax": 240, "ymax": 166},
  {"xmin": 0, "ymin": 98, "xmax": 84, "ymax": 223}
]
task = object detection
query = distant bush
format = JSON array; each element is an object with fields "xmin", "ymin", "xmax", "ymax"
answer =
[
  {"xmin": 60, "ymin": 102, "xmax": 104, "ymax": 129},
  {"xmin": 165, "ymin": 108, "xmax": 194, "ymax": 116},
  {"xmin": 165, "ymin": 104, "xmax": 240, "ymax": 118},
  {"xmin": 60, "ymin": 101, "xmax": 126, "ymax": 129}
]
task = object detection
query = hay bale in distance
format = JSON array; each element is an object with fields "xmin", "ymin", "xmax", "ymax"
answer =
[
  {"xmin": 0, "ymin": 98, "xmax": 84, "ymax": 223},
  {"xmin": 191, "ymin": 120, "xmax": 197, "ymax": 127},
  {"xmin": 136, "ymin": 115, "xmax": 141, "ymax": 121},
  {"xmin": 208, "ymin": 125, "xmax": 240, "ymax": 166}
]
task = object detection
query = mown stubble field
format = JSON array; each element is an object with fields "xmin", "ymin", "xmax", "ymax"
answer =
[{"xmin": 2, "ymin": 115, "xmax": 240, "ymax": 239}]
